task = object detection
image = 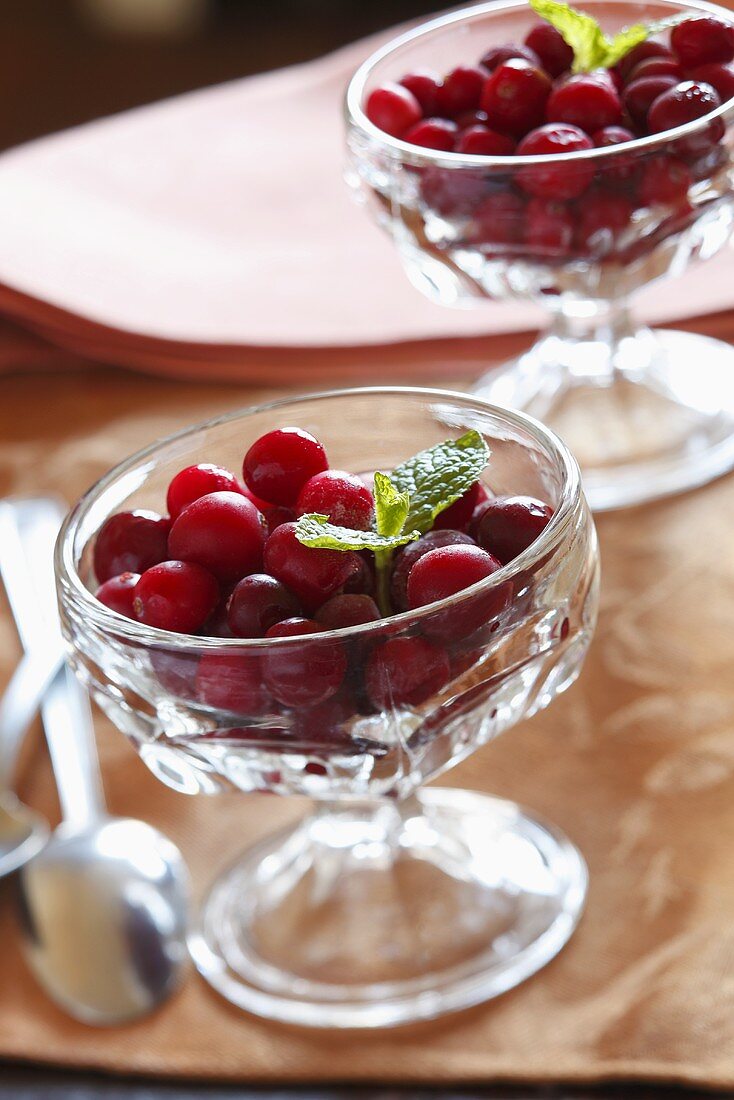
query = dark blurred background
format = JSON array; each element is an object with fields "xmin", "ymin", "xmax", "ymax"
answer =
[{"xmin": 0, "ymin": 0, "xmax": 450, "ymax": 151}]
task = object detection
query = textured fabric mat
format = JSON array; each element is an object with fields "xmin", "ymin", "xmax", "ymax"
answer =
[{"xmin": 1, "ymin": 364, "xmax": 734, "ymax": 1087}]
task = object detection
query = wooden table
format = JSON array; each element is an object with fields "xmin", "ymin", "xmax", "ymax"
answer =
[{"xmin": 3, "ymin": 365, "xmax": 734, "ymax": 1094}]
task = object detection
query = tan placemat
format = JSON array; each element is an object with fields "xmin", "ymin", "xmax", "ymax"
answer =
[{"xmin": 2, "ymin": 361, "xmax": 734, "ymax": 1088}]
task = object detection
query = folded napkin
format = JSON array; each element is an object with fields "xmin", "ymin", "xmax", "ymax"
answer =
[
  {"xmin": 0, "ymin": 19, "xmax": 732, "ymax": 381},
  {"xmin": 3, "ymin": 365, "xmax": 734, "ymax": 1088}
]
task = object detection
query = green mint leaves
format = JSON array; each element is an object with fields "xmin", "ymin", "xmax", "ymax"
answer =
[
  {"xmin": 373, "ymin": 471, "xmax": 410, "ymax": 539},
  {"xmin": 294, "ymin": 513, "xmax": 419, "ymax": 552},
  {"xmin": 390, "ymin": 430, "xmax": 490, "ymax": 535},
  {"xmin": 529, "ymin": 0, "xmax": 684, "ymax": 72},
  {"xmin": 295, "ymin": 430, "xmax": 490, "ymax": 551},
  {"xmin": 529, "ymin": 0, "xmax": 607, "ymax": 71},
  {"xmin": 294, "ymin": 430, "xmax": 491, "ymax": 617}
]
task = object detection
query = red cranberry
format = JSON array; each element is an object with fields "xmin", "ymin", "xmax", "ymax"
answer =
[
  {"xmin": 407, "ymin": 544, "xmax": 507, "ymax": 641},
  {"xmin": 648, "ymin": 79, "xmax": 723, "ymax": 133},
  {"xmin": 473, "ymin": 496, "xmax": 553, "ymax": 563},
  {"xmin": 263, "ymin": 618, "xmax": 347, "ymax": 707},
  {"xmin": 593, "ymin": 67, "xmax": 624, "ymax": 95},
  {"xmin": 406, "ymin": 544, "xmax": 500, "ymax": 607},
  {"xmin": 343, "ymin": 551, "xmax": 376, "ymax": 597},
  {"xmin": 196, "ymin": 653, "xmax": 272, "ymax": 715},
  {"xmin": 454, "ymin": 108, "xmax": 489, "ymax": 128},
  {"xmin": 242, "ymin": 485, "xmax": 273, "ymax": 512},
  {"xmin": 593, "ymin": 125, "xmax": 638, "ymax": 187},
  {"xmin": 294, "ymin": 690, "xmax": 359, "ymax": 746},
  {"xmin": 433, "ymin": 481, "xmax": 488, "ymax": 531},
  {"xmin": 436, "ymin": 65, "xmax": 488, "ymax": 117},
  {"xmin": 404, "ymin": 118, "xmax": 458, "ymax": 151},
  {"xmin": 627, "ymin": 56, "xmax": 683, "ymax": 81},
  {"xmin": 390, "ymin": 529, "xmax": 474, "ymax": 612},
  {"xmin": 419, "ymin": 166, "xmax": 491, "ymax": 216},
  {"xmin": 365, "ymin": 635, "xmax": 449, "ymax": 709},
  {"xmin": 688, "ymin": 62, "xmax": 734, "ymax": 101},
  {"xmin": 365, "ymin": 82, "xmax": 422, "ymax": 137},
  {"xmin": 576, "ymin": 190, "xmax": 634, "ymax": 252},
  {"xmin": 480, "ymin": 60, "xmax": 552, "ymax": 136},
  {"xmin": 455, "ymin": 126, "xmax": 516, "ymax": 155},
  {"xmin": 619, "ymin": 41, "xmax": 672, "ymax": 80},
  {"xmin": 593, "ymin": 124, "xmax": 635, "ymax": 145},
  {"xmin": 166, "ymin": 463, "xmax": 243, "ymax": 520},
  {"xmin": 525, "ymin": 196, "xmax": 574, "ymax": 253},
  {"xmin": 469, "ymin": 189, "xmax": 526, "ymax": 245},
  {"xmin": 226, "ymin": 573, "xmax": 302, "ymax": 638},
  {"xmin": 480, "ymin": 43, "xmax": 540, "ymax": 71},
  {"xmin": 671, "ymin": 17, "xmax": 734, "ymax": 69},
  {"xmin": 515, "ymin": 124, "xmax": 595, "ymax": 200},
  {"xmin": 133, "ymin": 561, "xmax": 219, "ymax": 633},
  {"xmin": 151, "ymin": 649, "xmax": 199, "ymax": 699},
  {"xmin": 202, "ymin": 594, "xmax": 235, "ymax": 638},
  {"xmin": 93, "ymin": 510, "xmax": 170, "ymax": 583},
  {"xmin": 262, "ymin": 504, "xmax": 296, "ymax": 537},
  {"xmin": 638, "ymin": 155, "xmax": 692, "ymax": 205},
  {"xmin": 399, "ymin": 70, "xmax": 442, "ymax": 115},
  {"xmin": 168, "ymin": 491, "xmax": 265, "ymax": 582},
  {"xmin": 243, "ymin": 427, "xmax": 328, "ymax": 507},
  {"xmin": 524, "ymin": 23, "xmax": 574, "ymax": 77},
  {"xmin": 263, "ymin": 522, "xmax": 359, "ymax": 612},
  {"xmin": 296, "ymin": 470, "xmax": 374, "ymax": 530},
  {"xmin": 546, "ymin": 74, "xmax": 622, "ymax": 131},
  {"xmin": 315, "ymin": 593, "xmax": 381, "ymax": 629},
  {"xmin": 623, "ymin": 75, "xmax": 678, "ymax": 126},
  {"xmin": 95, "ymin": 571, "xmax": 139, "ymax": 618}
]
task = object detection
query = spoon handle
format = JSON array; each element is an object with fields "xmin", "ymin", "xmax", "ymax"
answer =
[
  {"xmin": 0, "ymin": 497, "xmax": 105, "ymax": 827},
  {"xmin": 0, "ymin": 647, "xmax": 64, "ymax": 786}
]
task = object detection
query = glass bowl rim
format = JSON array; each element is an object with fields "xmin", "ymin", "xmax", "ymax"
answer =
[
  {"xmin": 56, "ymin": 385, "xmax": 584, "ymax": 652},
  {"xmin": 344, "ymin": 0, "xmax": 734, "ymax": 169}
]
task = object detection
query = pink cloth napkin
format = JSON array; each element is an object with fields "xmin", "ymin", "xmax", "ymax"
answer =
[{"xmin": 0, "ymin": 18, "xmax": 731, "ymax": 378}]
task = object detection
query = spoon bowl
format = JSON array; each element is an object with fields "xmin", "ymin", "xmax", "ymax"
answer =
[{"xmin": 18, "ymin": 815, "xmax": 189, "ymax": 1025}]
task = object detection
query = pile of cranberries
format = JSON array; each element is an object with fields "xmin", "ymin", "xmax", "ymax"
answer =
[
  {"xmin": 364, "ymin": 14, "xmax": 734, "ymax": 258},
  {"xmin": 91, "ymin": 426, "xmax": 553, "ymax": 728}
]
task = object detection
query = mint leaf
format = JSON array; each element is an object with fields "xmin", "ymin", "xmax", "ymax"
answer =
[
  {"xmin": 373, "ymin": 471, "xmax": 410, "ymax": 538},
  {"xmin": 294, "ymin": 513, "xmax": 419, "ymax": 552},
  {"xmin": 529, "ymin": 0, "xmax": 684, "ymax": 71},
  {"xmin": 390, "ymin": 429, "xmax": 490, "ymax": 535},
  {"xmin": 603, "ymin": 13, "xmax": 687, "ymax": 67},
  {"xmin": 529, "ymin": 0, "xmax": 608, "ymax": 71}
]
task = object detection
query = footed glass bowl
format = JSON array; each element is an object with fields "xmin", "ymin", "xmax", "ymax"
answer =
[
  {"xmin": 56, "ymin": 388, "xmax": 599, "ymax": 1027},
  {"xmin": 345, "ymin": 0, "xmax": 734, "ymax": 511}
]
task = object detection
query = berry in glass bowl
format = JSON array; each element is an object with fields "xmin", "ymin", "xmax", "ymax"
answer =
[
  {"xmin": 57, "ymin": 388, "xmax": 599, "ymax": 1028},
  {"xmin": 346, "ymin": 0, "xmax": 734, "ymax": 512}
]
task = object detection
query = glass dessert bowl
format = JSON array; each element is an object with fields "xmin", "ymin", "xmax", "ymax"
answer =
[
  {"xmin": 56, "ymin": 387, "xmax": 599, "ymax": 1028},
  {"xmin": 345, "ymin": 0, "xmax": 734, "ymax": 511}
]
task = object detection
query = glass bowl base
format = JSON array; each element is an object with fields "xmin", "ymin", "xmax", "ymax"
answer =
[
  {"xmin": 189, "ymin": 787, "xmax": 587, "ymax": 1028},
  {"xmin": 476, "ymin": 328, "xmax": 734, "ymax": 512}
]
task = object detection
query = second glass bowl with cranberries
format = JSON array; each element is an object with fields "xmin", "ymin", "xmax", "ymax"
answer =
[
  {"xmin": 346, "ymin": 0, "xmax": 734, "ymax": 511},
  {"xmin": 57, "ymin": 387, "xmax": 598, "ymax": 1027}
]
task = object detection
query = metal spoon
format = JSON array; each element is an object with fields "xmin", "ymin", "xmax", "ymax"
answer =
[
  {"xmin": 0, "ymin": 650, "xmax": 57, "ymax": 878},
  {"xmin": 2, "ymin": 497, "xmax": 191, "ymax": 1024},
  {"xmin": 0, "ymin": 499, "xmax": 64, "ymax": 879}
]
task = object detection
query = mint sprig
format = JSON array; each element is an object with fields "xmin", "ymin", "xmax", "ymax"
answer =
[
  {"xmin": 294, "ymin": 513, "xmax": 419, "ymax": 552},
  {"xmin": 529, "ymin": 0, "xmax": 685, "ymax": 72},
  {"xmin": 294, "ymin": 431, "xmax": 491, "ymax": 616},
  {"xmin": 373, "ymin": 471, "xmax": 410, "ymax": 539},
  {"xmin": 390, "ymin": 430, "xmax": 490, "ymax": 535}
]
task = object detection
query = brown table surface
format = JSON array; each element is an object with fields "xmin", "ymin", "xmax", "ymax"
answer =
[{"xmin": 2, "ymin": 360, "xmax": 734, "ymax": 1096}]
